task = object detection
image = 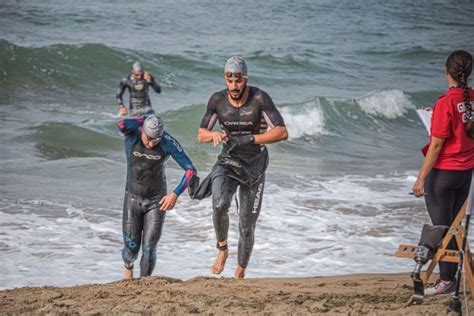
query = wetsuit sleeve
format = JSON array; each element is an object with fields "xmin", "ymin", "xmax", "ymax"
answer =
[
  {"xmin": 148, "ymin": 74, "xmax": 161, "ymax": 94},
  {"xmin": 199, "ymin": 93, "xmax": 220, "ymax": 130},
  {"xmin": 259, "ymin": 90, "xmax": 286, "ymax": 128},
  {"xmin": 116, "ymin": 78, "xmax": 128, "ymax": 106},
  {"xmin": 118, "ymin": 118, "xmax": 144, "ymax": 135},
  {"xmin": 161, "ymin": 132, "xmax": 196, "ymax": 196}
]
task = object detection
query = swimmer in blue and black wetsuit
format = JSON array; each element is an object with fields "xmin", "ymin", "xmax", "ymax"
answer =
[
  {"xmin": 118, "ymin": 115, "xmax": 196, "ymax": 279},
  {"xmin": 116, "ymin": 62, "xmax": 161, "ymax": 117},
  {"xmin": 197, "ymin": 56, "xmax": 288, "ymax": 278}
]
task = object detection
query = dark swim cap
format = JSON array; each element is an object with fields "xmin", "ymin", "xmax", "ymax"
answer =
[{"xmin": 143, "ymin": 115, "xmax": 164, "ymax": 140}]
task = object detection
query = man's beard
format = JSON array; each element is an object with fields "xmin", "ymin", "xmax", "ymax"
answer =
[{"xmin": 228, "ymin": 83, "xmax": 247, "ymax": 101}]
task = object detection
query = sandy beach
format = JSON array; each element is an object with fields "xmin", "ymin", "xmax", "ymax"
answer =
[{"xmin": 1, "ymin": 273, "xmax": 471, "ymax": 315}]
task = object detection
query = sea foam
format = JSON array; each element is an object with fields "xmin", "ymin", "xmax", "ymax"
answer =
[{"xmin": 357, "ymin": 89, "xmax": 415, "ymax": 119}]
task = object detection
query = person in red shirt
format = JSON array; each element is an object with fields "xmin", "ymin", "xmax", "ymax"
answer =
[{"xmin": 413, "ymin": 50, "xmax": 474, "ymax": 295}]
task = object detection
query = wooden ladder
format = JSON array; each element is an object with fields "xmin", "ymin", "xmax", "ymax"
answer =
[{"xmin": 395, "ymin": 199, "xmax": 474, "ymax": 294}]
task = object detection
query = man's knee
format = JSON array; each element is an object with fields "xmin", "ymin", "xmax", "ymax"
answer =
[
  {"xmin": 213, "ymin": 198, "xmax": 231, "ymax": 214},
  {"xmin": 123, "ymin": 232, "xmax": 139, "ymax": 249},
  {"xmin": 141, "ymin": 244, "xmax": 157, "ymax": 261},
  {"xmin": 239, "ymin": 223, "xmax": 256, "ymax": 239}
]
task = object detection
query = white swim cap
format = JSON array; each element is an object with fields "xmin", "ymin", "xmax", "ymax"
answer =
[{"xmin": 143, "ymin": 115, "xmax": 164, "ymax": 141}]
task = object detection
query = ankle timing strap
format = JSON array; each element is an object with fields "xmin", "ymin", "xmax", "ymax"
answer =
[{"xmin": 216, "ymin": 242, "xmax": 228, "ymax": 251}]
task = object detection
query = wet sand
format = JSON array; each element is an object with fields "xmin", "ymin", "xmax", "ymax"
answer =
[{"xmin": 1, "ymin": 273, "xmax": 471, "ymax": 315}]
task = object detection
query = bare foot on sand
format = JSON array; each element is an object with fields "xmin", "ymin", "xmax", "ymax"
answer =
[
  {"xmin": 123, "ymin": 267, "xmax": 133, "ymax": 280},
  {"xmin": 234, "ymin": 265, "xmax": 245, "ymax": 279},
  {"xmin": 211, "ymin": 242, "xmax": 228, "ymax": 275}
]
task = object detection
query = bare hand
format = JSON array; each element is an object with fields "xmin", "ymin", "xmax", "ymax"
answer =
[
  {"xmin": 212, "ymin": 131, "xmax": 228, "ymax": 147},
  {"xmin": 119, "ymin": 106, "xmax": 128, "ymax": 116},
  {"xmin": 412, "ymin": 178, "xmax": 426, "ymax": 197},
  {"xmin": 144, "ymin": 72, "xmax": 152, "ymax": 83},
  {"xmin": 159, "ymin": 193, "xmax": 178, "ymax": 211}
]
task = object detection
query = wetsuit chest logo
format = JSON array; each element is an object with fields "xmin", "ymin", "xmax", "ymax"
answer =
[
  {"xmin": 240, "ymin": 110, "xmax": 253, "ymax": 116},
  {"xmin": 134, "ymin": 83, "xmax": 144, "ymax": 91},
  {"xmin": 223, "ymin": 121, "xmax": 254, "ymax": 126},
  {"xmin": 133, "ymin": 151, "xmax": 161, "ymax": 160}
]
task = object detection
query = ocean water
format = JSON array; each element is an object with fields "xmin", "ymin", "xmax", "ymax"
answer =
[{"xmin": 1, "ymin": 0, "xmax": 474, "ymax": 289}]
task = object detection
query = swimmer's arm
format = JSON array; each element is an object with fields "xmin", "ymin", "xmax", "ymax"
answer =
[
  {"xmin": 197, "ymin": 128, "xmax": 228, "ymax": 146},
  {"xmin": 160, "ymin": 168, "xmax": 195, "ymax": 210},
  {"xmin": 159, "ymin": 136, "xmax": 196, "ymax": 211},
  {"xmin": 256, "ymin": 91, "xmax": 288, "ymax": 144},
  {"xmin": 146, "ymin": 73, "xmax": 161, "ymax": 94},
  {"xmin": 117, "ymin": 118, "xmax": 143, "ymax": 135},
  {"xmin": 412, "ymin": 136, "xmax": 445, "ymax": 197},
  {"xmin": 173, "ymin": 169, "xmax": 196, "ymax": 196},
  {"xmin": 162, "ymin": 132, "xmax": 197, "ymax": 196},
  {"xmin": 116, "ymin": 78, "xmax": 128, "ymax": 107},
  {"xmin": 254, "ymin": 126, "xmax": 288, "ymax": 144},
  {"xmin": 197, "ymin": 94, "xmax": 227, "ymax": 145}
]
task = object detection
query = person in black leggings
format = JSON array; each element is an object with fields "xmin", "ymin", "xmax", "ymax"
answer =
[
  {"xmin": 413, "ymin": 50, "xmax": 474, "ymax": 295},
  {"xmin": 197, "ymin": 56, "xmax": 288, "ymax": 278}
]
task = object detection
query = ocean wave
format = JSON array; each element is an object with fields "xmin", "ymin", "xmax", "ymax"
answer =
[
  {"xmin": 0, "ymin": 39, "xmax": 218, "ymax": 92},
  {"xmin": 276, "ymin": 90, "xmax": 417, "ymax": 141},
  {"xmin": 279, "ymin": 100, "xmax": 330, "ymax": 139},
  {"xmin": 356, "ymin": 46, "xmax": 445, "ymax": 60},
  {"xmin": 32, "ymin": 122, "xmax": 121, "ymax": 160},
  {"xmin": 356, "ymin": 89, "xmax": 415, "ymax": 119}
]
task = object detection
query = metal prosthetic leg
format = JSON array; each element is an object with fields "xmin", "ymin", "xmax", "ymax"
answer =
[{"xmin": 411, "ymin": 224, "xmax": 449, "ymax": 304}]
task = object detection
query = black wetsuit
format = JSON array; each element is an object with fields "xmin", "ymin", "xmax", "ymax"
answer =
[
  {"xmin": 199, "ymin": 86, "xmax": 285, "ymax": 268},
  {"xmin": 119, "ymin": 118, "xmax": 195, "ymax": 276},
  {"xmin": 116, "ymin": 72, "xmax": 161, "ymax": 117}
]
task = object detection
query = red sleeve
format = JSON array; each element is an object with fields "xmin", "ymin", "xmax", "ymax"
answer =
[{"xmin": 430, "ymin": 98, "xmax": 451, "ymax": 138}]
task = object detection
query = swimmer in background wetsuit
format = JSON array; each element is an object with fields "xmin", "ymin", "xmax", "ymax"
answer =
[
  {"xmin": 197, "ymin": 56, "xmax": 288, "ymax": 278},
  {"xmin": 118, "ymin": 115, "xmax": 196, "ymax": 279},
  {"xmin": 116, "ymin": 62, "xmax": 162, "ymax": 117}
]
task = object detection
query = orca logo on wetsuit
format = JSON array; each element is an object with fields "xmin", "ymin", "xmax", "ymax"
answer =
[
  {"xmin": 133, "ymin": 151, "xmax": 161, "ymax": 160},
  {"xmin": 223, "ymin": 121, "xmax": 254, "ymax": 126}
]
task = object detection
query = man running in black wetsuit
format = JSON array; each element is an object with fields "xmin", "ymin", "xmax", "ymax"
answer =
[
  {"xmin": 116, "ymin": 62, "xmax": 161, "ymax": 117},
  {"xmin": 119, "ymin": 115, "xmax": 196, "ymax": 279},
  {"xmin": 197, "ymin": 56, "xmax": 288, "ymax": 278}
]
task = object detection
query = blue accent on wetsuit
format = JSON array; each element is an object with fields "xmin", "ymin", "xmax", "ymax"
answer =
[
  {"xmin": 118, "ymin": 118, "xmax": 195, "ymax": 196},
  {"xmin": 118, "ymin": 118, "xmax": 195, "ymax": 276}
]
